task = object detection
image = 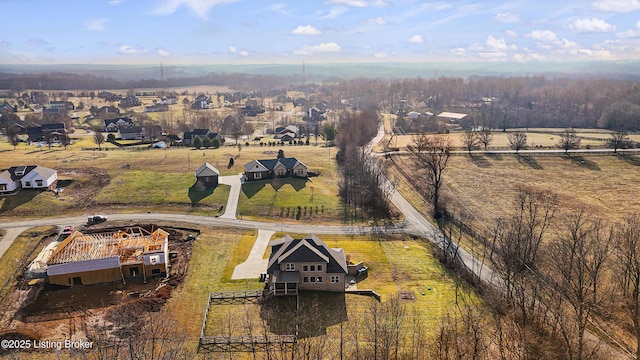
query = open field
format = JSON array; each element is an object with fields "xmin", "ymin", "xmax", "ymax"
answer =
[
  {"xmin": 380, "ymin": 130, "xmax": 640, "ymax": 150},
  {"xmin": 0, "ymin": 140, "xmax": 341, "ymax": 222}
]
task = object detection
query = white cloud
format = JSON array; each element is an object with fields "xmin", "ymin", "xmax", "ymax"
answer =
[
  {"xmin": 374, "ymin": 52, "xmax": 387, "ymax": 58},
  {"xmin": 86, "ymin": 18, "xmax": 108, "ymax": 31},
  {"xmin": 26, "ymin": 38, "xmax": 48, "ymax": 46},
  {"xmin": 591, "ymin": 0, "xmax": 640, "ymax": 12},
  {"xmin": 366, "ymin": 17, "xmax": 387, "ymax": 25},
  {"xmin": 324, "ymin": 0, "xmax": 387, "ymax": 7},
  {"xmin": 158, "ymin": 49, "xmax": 171, "ymax": 56},
  {"xmin": 409, "ymin": 34, "xmax": 424, "ymax": 44},
  {"xmin": 565, "ymin": 18, "xmax": 615, "ymax": 33},
  {"xmin": 0, "ymin": 40, "xmax": 11, "ymax": 47},
  {"xmin": 109, "ymin": 0, "xmax": 124, "ymax": 4},
  {"xmin": 478, "ymin": 51, "xmax": 508, "ymax": 60},
  {"xmin": 527, "ymin": 30, "xmax": 558, "ymax": 42},
  {"xmin": 486, "ymin": 35, "xmax": 515, "ymax": 50},
  {"xmin": 228, "ymin": 46, "xmax": 237, "ymax": 53},
  {"xmin": 118, "ymin": 45, "xmax": 148, "ymax": 55},
  {"xmin": 269, "ymin": 3, "xmax": 290, "ymax": 16},
  {"xmin": 292, "ymin": 25, "xmax": 322, "ymax": 35},
  {"xmin": 240, "ymin": 50, "xmax": 249, "ymax": 57},
  {"xmin": 617, "ymin": 21, "xmax": 640, "ymax": 38},
  {"xmin": 451, "ymin": 48, "xmax": 467, "ymax": 56},
  {"xmin": 560, "ymin": 38, "xmax": 580, "ymax": 49},
  {"xmin": 495, "ymin": 12, "xmax": 520, "ymax": 23},
  {"xmin": 152, "ymin": 0, "xmax": 239, "ymax": 19},
  {"xmin": 293, "ymin": 42, "xmax": 340, "ymax": 55},
  {"xmin": 321, "ymin": 6, "xmax": 348, "ymax": 19},
  {"xmin": 505, "ymin": 30, "xmax": 518, "ymax": 38}
]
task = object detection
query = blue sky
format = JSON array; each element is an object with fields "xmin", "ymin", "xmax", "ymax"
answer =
[{"xmin": 1, "ymin": 0, "xmax": 640, "ymax": 64}]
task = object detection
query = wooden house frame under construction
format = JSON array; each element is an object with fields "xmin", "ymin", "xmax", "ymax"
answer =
[{"xmin": 46, "ymin": 227, "xmax": 169, "ymax": 287}]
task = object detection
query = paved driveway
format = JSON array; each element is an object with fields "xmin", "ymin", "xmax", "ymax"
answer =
[
  {"xmin": 218, "ymin": 174, "xmax": 243, "ymax": 219},
  {"xmin": 231, "ymin": 229, "xmax": 275, "ymax": 280}
]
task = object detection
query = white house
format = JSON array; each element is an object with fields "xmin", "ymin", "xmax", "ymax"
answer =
[{"xmin": 0, "ymin": 166, "xmax": 58, "ymax": 194}]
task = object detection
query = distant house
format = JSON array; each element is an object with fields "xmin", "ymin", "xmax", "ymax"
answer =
[
  {"xmin": 182, "ymin": 128, "xmax": 222, "ymax": 146},
  {"xmin": 0, "ymin": 165, "xmax": 58, "ymax": 195},
  {"xmin": 145, "ymin": 104, "xmax": 169, "ymax": 112},
  {"xmin": 104, "ymin": 117, "xmax": 134, "ymax": 132},
  {"xmin": 165, "ymin": 94, "xmax": 178, "ymax": 104},
  {"xmin": 266, "ymin": 234, "xmax": 348, "ymax": 296},
  {"xmin": 0, "ymin": 103, "xmax": 16, "ymax": 113},
  {"xmin": 95, "ymin": 106, "xmax": 121, "ymax": 117},
  {"xmin": 49, "ymin": 101, "xmax": 75, "ymax": 111},
  {"xmin": 26, "ymin": 123, "xmax": 66, "ymax": 142},
  {"xmin": 437, "ymin": 111, "xmax": 467, "ymax": 123},
  {"xmin": 118, "ymin": 126, "xmax": 145, "ymax": 140},
  {"xmin": 119, "ymin": 96, "xmax": 142, "ymax": 108},
  {"xmin": 191, "ymin": 94, "xmax": 211, "ymax": 110},
  {"xmin": 194, "ymin": 162, "xmax": 219, "ymax": 187},
  {"xmin": 274, "ymin": 125, "xmax": 299, "ymax": 141},
  {"xmin": 243, "ymin": 157, "xmax": 308, "ymax": 181},
  {"xmin": 293, "ymin": 98, "xmax": 308, "ymax": 107},
  {"xmin": 240, "ymin": 99, "xmax": 265, "ymax": 116}
]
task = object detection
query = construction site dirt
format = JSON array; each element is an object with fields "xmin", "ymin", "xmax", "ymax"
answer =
[{"xmin": 0, "ymin": 223, "xmax": 198, "ymax": 353}]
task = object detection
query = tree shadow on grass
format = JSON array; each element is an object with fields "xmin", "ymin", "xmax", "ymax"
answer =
[
  {"xmin": 566, "ymin": 155, "xmax": 600, "ymax": 171},
  {"xmin": 617, "ymin": 153, "xmax": 640, "ymax": 167},
  {"xmin": 261, "ymin": 292, "xmax": 346, "ymax": 338},
  {"xmin": 242, "ymin": 178, "xmax": 308, "ymax": 199},
  {"xmin": 188, "ymin": 181, "xmax": 216, "ymax": 205},
  {"xmin": 0, "ymin": 190, "xmax": 39, "ymax": 213},
  {"xmin": 486, "ymin": 153, "xmax": 503, "ymax": 161},
  {"xmin": 469, "ymin": 154, "xmax": 491, "ymax": 168},
  {"xmin": 516, "ymin": 155, "xmax": 543, "ymax": 170}
]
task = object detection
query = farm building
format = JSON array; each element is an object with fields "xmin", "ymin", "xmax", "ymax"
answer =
[
  {"xmin": 46, "ymin": 227, "xmax": 169, "ymax": 287},
  {"xmin": 195, "ymin": 162, "xmax": 219, "ymax": 187},
  {"xmin": 266, "ymin": 234, "xmax": 348, "ymax": 296}
]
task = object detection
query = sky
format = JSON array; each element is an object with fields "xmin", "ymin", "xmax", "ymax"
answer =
[{"xmin": 1, "ymin": 0, "xmax": 640, "ymax": 65}]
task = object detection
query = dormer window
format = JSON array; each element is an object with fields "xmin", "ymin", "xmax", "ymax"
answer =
[{"xmin": 285, "ymin": 263, "xmax": 295, "ymax": 271}]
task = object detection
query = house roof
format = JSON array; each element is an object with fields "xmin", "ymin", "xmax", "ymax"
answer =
[
  {"xmin": 118, "ymin": 126, "xmax": 143, "ymax": 134},
  {"xmin": 42, "ymin": 123, "xmax": 65, "ymax": 130},
  {"xmin": 3, "ymin": 165, "xmax": 56, "ymax": 182},
  {"xmin": 195, "ymin": 162, "xmax": 219, "ymax": 177},
  {"xmin": 192, "ymin": 128, "xmax": 211, "ymax": 136},
  {"xmin": 243, "ymin": 158, "xmax": 306, "ymax": 173},
  {"xmin": 104, "ymin": 117, "xmax": 134, "ymax": 127},
  {"xmin": 267, "ymin": 234, "xmax": 348, "ymax": 274},
  {"xmin": 438, "ymin": 111, "xmax": 467, "ymax": 120}
]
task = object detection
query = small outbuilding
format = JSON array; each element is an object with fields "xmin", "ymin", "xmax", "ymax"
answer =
[{"xmin": 195, "ymin": 162, "xmax": 219, "ymax": 187}]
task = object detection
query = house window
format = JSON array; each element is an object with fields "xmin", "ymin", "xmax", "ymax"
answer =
[
  {"xmin": 317, "ymin": 277, "xmax": 323, "ymax": 283},
  {"xmin": 303, "ymin": 277, "xmax": 308, "ymax": 283},
  {"xmin": 303, "ymin": 265, "xmax": 308, "ymax": 271},
  {"xmin": 331, "ymin": 276, "xmax": 339, "ymax": 283},
  {"xmin": 254, "ymin": 172, "xmax": 262, "ymax": 180},
  {"xmin": 0, "ymin": 184, "xmax": 6, "ymax": 191},
  {"xmin": 285, "ymin": 263, "xmax": 295, "ymax": 271},
  {"xmin": 297, "ymin": 169, "xmax": 304, "ymax": 175},
  {"xmin": 310, "ymin": 265, "xmax": 315, "ymax": 271},
  {"xmin": 24, "ymin": 181, "xmax": 31, "ymax": 187},
  {"xmin": 35, "ymin": 180, "xmax": 43, "ymax": 187},
  {"xmin": 310, "ymin": 277, "xmax": 316, "ymax": 283},
  {"xmin": 317, "ymin": 265, "xmax": 323, "ymax": 272}
]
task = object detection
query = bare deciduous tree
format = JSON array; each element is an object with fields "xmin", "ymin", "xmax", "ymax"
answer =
[
  {"xmin": 478, "ymin": 129, "xmax": 493, "ymax": 150},
  {"xmin": 6, "ymin": 124, "xmax": 20, "ymax": 149},
  {"xmin": 557, "ymin": 128, "xmax": 581, "ymax": 153},
  {"xmin": 613, "ymin": 215, "xmax": 640, "ymax": 359},
  {"xmin": 547, "ymin": 211, "xmax": 613, "ymax": 360},
  {"xmin": 409, "ymin": 133, "xmax": 451, "ymax": 217},
  {"xmin": 607, "ymin": 129, "xmax": 631, "ymax": 153},
  {"xmin": 460, "ymin": 131, "xmax": 480, "ymax": 154},
  {"xmin": 508, "ymin": 131, "xmax": 527, "ymax": 153},
  {"xmin": 93, "ymin": 127, "xmax": 105, "ymax": 150}
]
